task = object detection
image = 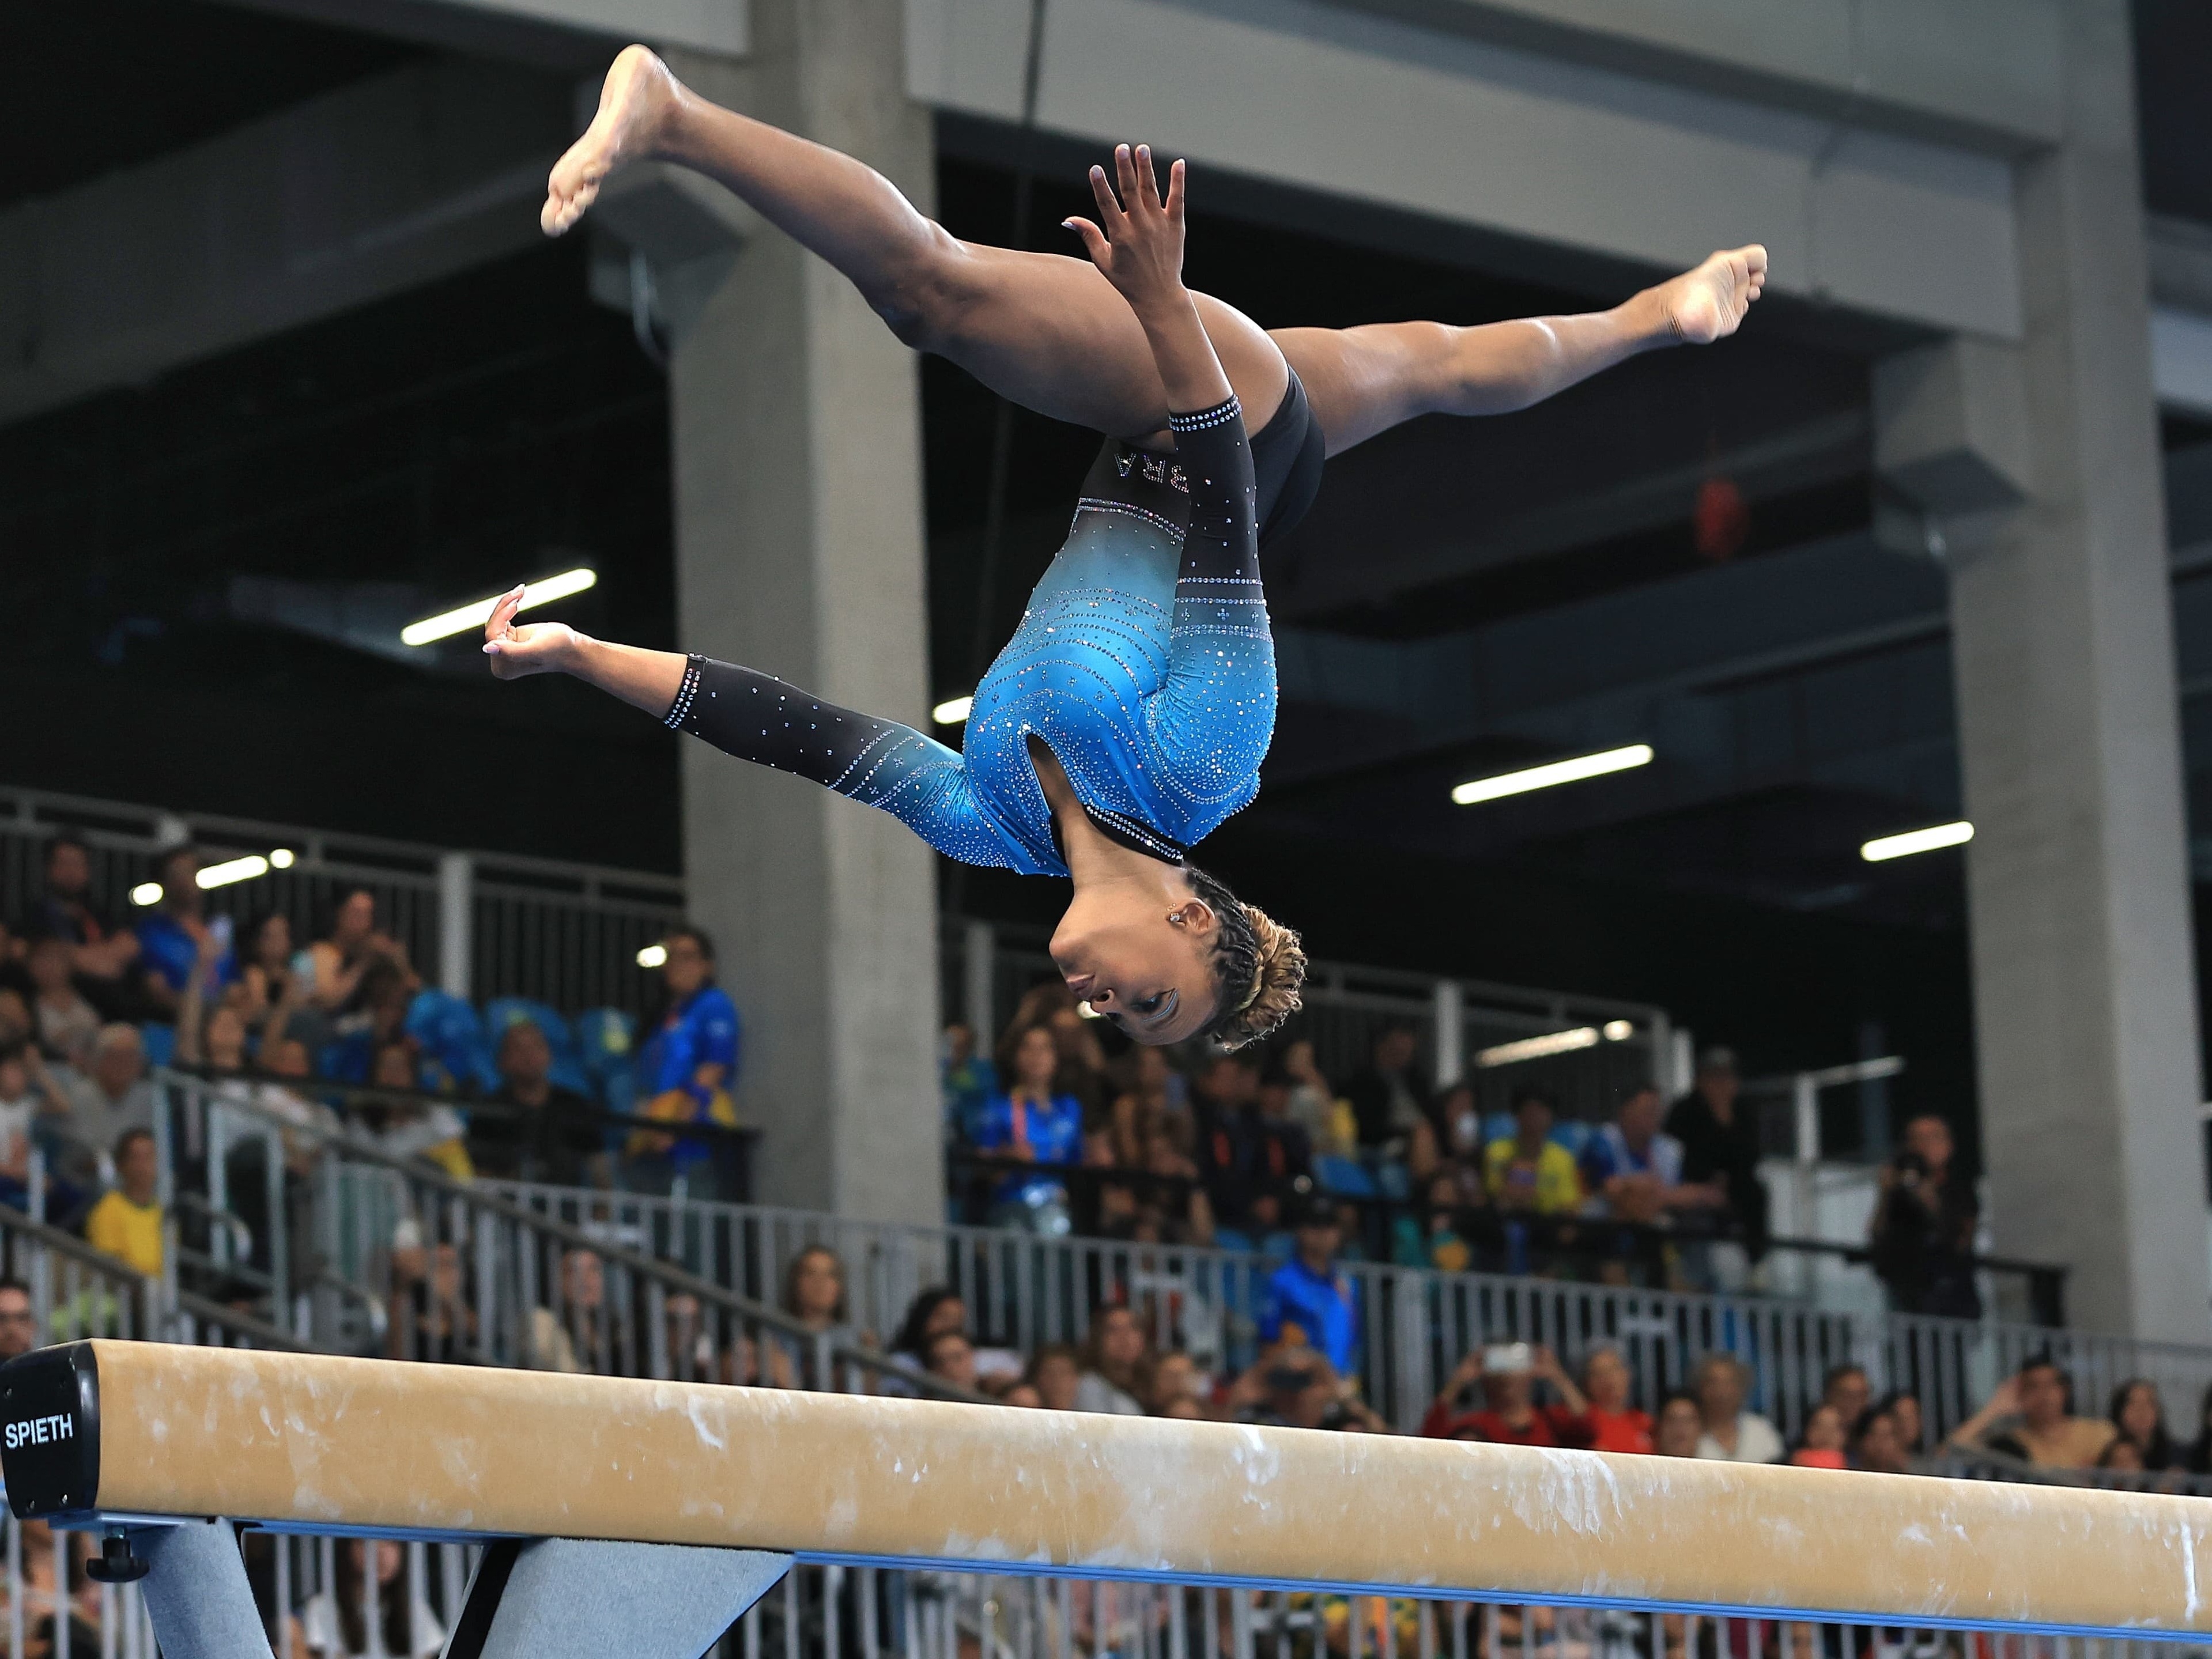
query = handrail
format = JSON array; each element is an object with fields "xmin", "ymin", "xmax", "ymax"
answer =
[{"xmin": 156, "ymin": 1069, "xmax": 985, "ymax": 1403}]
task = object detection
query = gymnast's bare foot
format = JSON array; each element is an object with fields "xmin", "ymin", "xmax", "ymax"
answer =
[
  {"xmin": 1651, "ymin": 245, "xmax": 1768, "ymax": 345},
  {"xmin": 543, "ymin": 44, "xmax": 680, "ymax": 236}
]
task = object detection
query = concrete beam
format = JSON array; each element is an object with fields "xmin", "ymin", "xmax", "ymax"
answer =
[
  {"xmin": 0, "ymin": 58, "xmax": 573, "ymax": 429},
  {"xmin": 909, "ymin": 0, "xmax": 2025, "ymax": 339}
]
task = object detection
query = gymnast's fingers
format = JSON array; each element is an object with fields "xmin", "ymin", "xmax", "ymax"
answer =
[
  {"xmin": 1134, "ymin": 145, "xmax": 1162, "ymax": 211},
  {"xmin": 1113, "ymin": 143, "xmax": 1143, "ymax": 216},
  {"xmin": 1165, "ymin": 158, "xmax": 1187, "ymax": 226},
  {"xmin": 1063, "ymin": 217, "xmax": 1110, "ymax": 267},
  {"xmin": 484, "ymin": 584, "xmax": 526, "ymax": 643},
  {"xmin": 1088, "ymin": 165, "xmax": 1126, "ymax": 233}
]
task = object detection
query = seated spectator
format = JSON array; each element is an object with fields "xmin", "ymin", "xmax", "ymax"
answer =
[
  {"xmin": 0, "ymin": 920, "xmax": 27, "ymax": 1003},
  {"xmin": 527, "ymin": 1246, "xmax": 632, "ymax": 1374},
  {"xmin": 0, "ymin": 1277, "xmax": 39, "ymax": 1361},
  {"xmin": 1821, "ymin": 1363, "xmax": 1872, "ymax": 1432},
  {"xmin": 131, "ymin": 846, "xmax": 235, "ymax": 1018},
  {"xmin": 361, "ymin": 1041, "xmax": 474, "ymax": 1180},
  {"xmin": 324, "ymin": 959, "xmax": 421, "ymax": 1084},
  {"xmin": 1256, "ymin": 1193, "xmax": 1362, "ymax": 1375},
  {"xmin": 84, "ymin": 1129, "xmax": 164, "ymax": 1276},
  {"xmin": 1664, "ymin": 1048, "xmax": 1765, "ymax": 1256},
  {"xmin": 1850, "ymin": 1401, "xmax": 1913, "ymax": 1475},
  {"xmin": 1075, "ymin": 1305, "xmax": 1152, "ymax": 1415},
  {"xmin": 1250, "ymin": 1070, "xmax": 1315, "ymax": 1188},
  {"xmin": 22, "ymin": 934, "xmax": 99, "ymax": 1069},
  {"xmin": 1581, "ymin": 1084, "xmax": 1699, "ymax": 1223},
  {"xmin": 1026, "ymin": 1343, "xmax": 1083, "ymax": 1411},
  {"xmin": 628, "ymin": 926, "xmax": 742, "ymax": 1193},
  {"xmin": 1575, "ymin": 1346, "xmax": 1654, "ymax": 1453},
  {"xmin": 923, "ymin": 1330, "xmax": 979, "ymax": 1393},
  {"xmin": 973, "ymin": 1025, "xmax": 1083, "ymax": 1226},
  {"xmin": 1654, "ymin": 1391, "xmax": 1704, "ymax": 1457},
  {"xmin": 0, "ymin": 1042, "xmax": 59, "ymax": 1205},
  {"xmin": 237, "ymin": 911, "xmax": 328, "ymax": 1050},
  {"xmin": 1227, "ymin": 1345, "xmax": 1387, "ymax": 1433},
  {"xmin": 1690, "ymin": 1353, "xmax": 1783, "ymax": 1463},
  {"xmin": 1869, "ymin": 1113, "xmax": 1980, "ymax": 1318},
  {"xmin": 1947, "ymin": 1356, "xmax": 2115, "ymax": 1469},
  {"xmin": 1790, "ymin": 1403, "xmax": 1848, "ymax": 1468},
  {"xmin": 1147, "ymin": 1349, "xmax": 1204, "ymax": 1415},
  {"xmin": 2098, "ymin": 1437, "xmax": 2147, "ymax": 1477},
  {"xmin": 0, "ymin": 987, "xmax": 28, "ymax": 1050},
  {"xmin": 1191, "ymin": 1052, "xmax": 1264, "ymax": 1225},
  {"xmin": 19, "ymin": 832, "xmax": 139, "ymax": 1002},
  {"xmin": 1413, "ymin": 1080, "xmax": 1485, "ymax": 1195},
  {"xmin": 940, "ymin": 1023, "xmax": 995, "ymax": 1140},
  {"xmin": 996, "ymin": 1381, "xmax": 1045, "ymax": 1408},
  {"xmin": 301, "ymin": 889, "xmax": 407, "ymax": 1016},
  {"xmin": 769, "ymin": 1244, "xmax": 866, "ymax": 1388},
  {"xmin": 2184, "ymin": 1384, "xmax": 2212, "ymax": 1475},
  {"xmin": 1422, "ymin": 1343, "xmax": 1587, "ymax": 1444},
  {"xmin": 1342, "ymin": 1024, "xmax": 1428, "ymax": 1152},
  {"xmin": 470, "ymin": 1021, "xmax": 607, "ymax": 1186},
  {"xmin": 1482, "ymin": 1089, "xmax": 1581, "ymax": 1214},
  {"xmin": 55, "ymin": 1025, "xmax": 154, "ymax": 1180},
  {"xmin": 1392, "ymin": 1170, "xmax": 1489, "ymax": 1273},
  {"xmin": 1045, "ymin": 1003, "xmax": 1111, "ymax": 1125},
  {"xmin": 1874, "ymin": 1388, "xmax": 1926, "ymax": 1460},
  {"xmin": 386, "ymin": 1238, "xmax": 478, "ymax": 1365},
  {"xmin": 299, "ymin": 1538, "xmax": 443, "ymax": 1659},
  {"xmin": 1279, "ymin": 1038, "xmax": 1347, "ymax": 1155}
]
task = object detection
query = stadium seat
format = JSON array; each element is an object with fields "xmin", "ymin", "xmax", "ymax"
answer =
[
  {"xmin": 572, "ymin": 1008, "xmax": 639, "ymax": 1114},
  {"xmin": 405, "ymin": 991, "xmax": 498, "ymax": 1094},
  {"xmin": 1315, "ymin": 1154, "xmax": 1377, "ymax": 1197}
]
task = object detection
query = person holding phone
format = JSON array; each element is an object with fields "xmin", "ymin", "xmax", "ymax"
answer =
[
  {"xmin": 131, "ymin": 845, "xmax": 236, "ymax": 1018},
  {"xmin": 1420, "ymin": 1342, "xmax": 1592, "ymax": 1445}
]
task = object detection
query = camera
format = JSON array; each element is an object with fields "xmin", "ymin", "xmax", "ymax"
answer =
[{"xmin": 1892, "ymin": 1148, "xmax": 1929, "ymax": 1189}]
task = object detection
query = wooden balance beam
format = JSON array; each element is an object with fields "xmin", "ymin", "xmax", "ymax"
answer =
[{"xmin": 4, "ymin": 1340, "xmax": 2208, "ymax": 1641}]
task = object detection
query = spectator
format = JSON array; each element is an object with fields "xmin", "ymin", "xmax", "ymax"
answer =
[
  {"xmin": 1790, "ymin": 1403, "xmax": 1848, "ymax": 1469},
  {"xmin": 237, "ymin": 912, "xmax": 322, "ymax": 1048},
  {"xmin": 0, "ymin": 1042, "xmax": 61, "ymax": 1206},
  {"xmin": 1392, "ymin": 1170, "xmax": 1490, "ymax": 1274},
  {"xmin": 19, "ymin": 832, "xmax": 139, "ymax": 997},
  {"xmin": 1075, "ymin": 1305, "xmax": 1152, "ymax": 1415},
  {"xmin": 1946, "ymin": 1357, "xmax": 2115, "ymax": 1469},
  {"xmin": 1414, "ymin": 1080, "xmax": 1485, "ymax": 1196},
  {"xmin": 1664, "ymin": 1047, "xmax": 1765, "ymax": 1257},
  {"xmin": 1868, "ymin": 1113, "xmax": 1980, "ymax": 1318},
  {"xmin": 1690, "ymin": 1353, "xmax": 1783, "ymax": 1463},
  {"xmin": 386, "ymin": 1239, "xmax": 477, "ymax": 1365},
  {"xmin": 1342, "ymin": 1024, "xmax": 1429, "ymax": 1152},
  {"xmin": 629, "ymin": 926, "xmax": 742, "ymax": 1193},
  {"xmin": 940, "ymin": 1023, "xmax": 995, "ymax": 1140},
  {"xmin": 1026, "ymin": 1343, "xmax": 1084, "ymax": 1411},
  {"xmin": 0, "ymin": 920, "xmax": 27, "ymax": 1004},
  {"xmin": 1256, "ymin": 1193, "xmax": 1363, "ymax": 1375},
  {"xmin": 1850, "ymin": 1402, "xmax": 1913, "ymax": 1475},
  {"xmin": 299, "ymin": 1539, "xmax": 443, "ymax": 1659},
  {"xmin": 1581, "ymin": 1084, "xmax": 1698, "ymax": 1223},
  {"xmin": 363, "ymin": 1041, "xmax": 474, "ymax": 1180},
  {"xmin": 1874, "ymin": 1389, "xmax": 1926, "ymax": 1460},
  {"xmin": 55, "ymin": 1025, "xmax": 154, "ymax": 1175},
  {"xmin": 1244, "ymin": 1071, "xmax": 1315, "ymax": 1209},
  {"xmin": 2098, "ymin": 1437, "xmax": 2147, "ymax": 1477},
  {"xmin": 527, "ymin": 1246, "xmax": 632, "ymax": 1374},
  {"xmin": 998, "ymin": 1381, "xmax": 1045, "ymax": 1408},
  {"xmin": 1147, "ymin": 1349, "xmax": 1203, "ymax": 1415},
  {"xmin": 0, "ymin": 1278, "xmax": 40, "ymax": 1359},
  {"xmin": 1279, "ymin": 1038, "xmax": 1343, "ymax": 1154},
  {"xmin": 1228, "ymin": 1345, "xmax": 1386, "ymax": 1433},
  {"xmin": 1821, "ymin": 1363, "xmax": 1872, "ymax": 1432},
  {"xmin": 470, "ymin": 1021, "xmax": 607, "ymax": 1186},
  {"xmin": 1574, "ymin": 1346, "xmax": 1654, "ymax": 1453},
  {"xmin": 768, "ymin": 1245, "xmax": 866, "ymax": 1388},
  {"xmin": 131, "ymin": 846, "xmax": 233, "ymax": 1017},
  {"xmin": 1045, "ymin": 1003, "xmax": 1112, "ymax": 1125},
  {"xmin": 2184, "ymin": 1384, "xmax": 2212, "ymax": 1475},
  {"xmin": 923, "ymin": 1331, "xmax": 979, "ymax": 1392},
  {"xmin": 1424, "ymin": 1343, "xmax": 1588, "ymax": 1445},
  {"xmin": 0, "ymin": 987, "xmax": 27, "ymax": 1052},
  {"xmin": 973, "ymin": 1023, "xmax": 1083, "ymax": 1226},
  {"xmin": 1654, "ymin": 1392, "xmax": 1704, "ymax": 1458},
  {"xmin": 22, "ymin": 933, "xmax": 99, "ymax": 1068},
  {"xmin": 11, "ymin": 1518, "xmax": 98, "ymax": 1659},
  {"xmin": 1482, "ymin": 1089, "xmax": 1580, "ymax": 1214},
  {"xmin": 2108, "ymin": 1379, "xmax": 2180, "ymax": 1470},
  {"xmin": 890, "ymin": 1287, "xmax": 968, "ymax": 1362},
  {"xmin": 1191, "ymin": 1053, "xmax": 1266, "ymax": 1227},
  {"xmin": 301, "ymin": 889, "xmax": 407, "ymax": 1016},
  {"xmin": 84, "ymin": 1129, "xmax": 164, "ymax": 1277}
]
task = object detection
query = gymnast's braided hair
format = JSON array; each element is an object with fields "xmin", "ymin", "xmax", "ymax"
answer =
[{"xmin": 1186, "ymin": 864, "xmax": 1307, "ymax": 1050}]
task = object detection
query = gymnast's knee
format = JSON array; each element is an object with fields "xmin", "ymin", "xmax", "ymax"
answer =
[{"xmin": 867, "ymin": 224, "xmax": 973, "ymax": 350}]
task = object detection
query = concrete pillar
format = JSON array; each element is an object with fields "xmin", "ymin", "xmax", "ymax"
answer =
[
  {"xmin": 1931, "ymin": 0, "xmax": 2209, "ymax": 1339},
  {"xmin": 663, "ymin": 10, "xmax": 943, "ymax": 1224}
]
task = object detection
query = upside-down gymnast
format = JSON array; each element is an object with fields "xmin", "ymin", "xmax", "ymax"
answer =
[{"xmin": 482, "ymin": 47, "xmax": 1766, "ymax": 1050}]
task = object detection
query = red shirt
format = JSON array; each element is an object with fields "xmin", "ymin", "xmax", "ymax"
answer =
[
  {"xmin": 1433, "ymin": 1404, "xmax": 1589, "ymax": 1447},
  {"xmin": 1578, "ymin": 1407, "xmax": 1654, "ymax": 1454}
]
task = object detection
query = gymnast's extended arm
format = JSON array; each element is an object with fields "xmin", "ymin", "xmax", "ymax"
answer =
[{"xmin": 481, "ymin": 588, "xmax": 1003, "ymax": 865}]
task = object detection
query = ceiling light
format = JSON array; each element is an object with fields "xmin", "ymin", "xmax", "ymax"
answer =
[
  {"xmin": 636, "ymin": 943, "xmax": 669, "ymax": 969},
  {"xmin": 1602, "ymin": 1019, "xmax": 1633, "ymax": 1042},
  {"xmin": 1451, "ymin": 744, "xmax": 1653, "ymax": 806},
  {"xmin": 933, "ymin": 695, "xmax": 973, "ymax": 726},
  {"xmin": 197, "ymin": 855, "xmax": 270, "ymax": 890},
  {"xmin": 1861, "ymin": 821, "xmax": 1973, "ymax": 862},
  {"xmin": 402, "ymin": 568, "xmax": 598, "ymax": 647},
  {"xmin": 130, "ymin": 883, "xmax": 163, "ymax": 908},
  {"xmin": 1475, "ymin": 1027, "xmax": 1599, "ymax": 1067},
  {"xmin": 270, "ymin": 848, "xmax": 296, "ymax": 870}
]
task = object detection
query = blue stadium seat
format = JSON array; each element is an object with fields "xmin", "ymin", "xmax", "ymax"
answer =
[
  {"xmin": 139, "ymin": 1023, "xmax": 175, "ymax": 1070},
  {"xmin": 1549, "ymin": 1120, "xmax": 1595, "ymax": 1158},
  {"xmin": 405, "ymin": 991, "xmax": 497, "ymax": 1094},
  {"xmin": 1483, "ymin": 1112, "xmax": 1518, "ymax": 1146},
  {"xmin": 572, "ymin": 1008, "xmax": 639, "ymax": 1114},
  {"xmin": 1315, "ymin": 1154, "xmax": 1377, "ymax": 1197}
]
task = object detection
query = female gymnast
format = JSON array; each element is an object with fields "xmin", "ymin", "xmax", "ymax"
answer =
[{"xmin": 484, "ymin": 48, "xmax": 1767, "ymax": 1051}]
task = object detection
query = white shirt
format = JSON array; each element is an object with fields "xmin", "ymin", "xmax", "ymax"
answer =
[
  {"xmin": 0, "ymin": 1097, "xmax": 34, "ymax": 1173},
  {"xmin": 1696, "ymin": 1411, "xmax": 1786, "ymax": 1464}
]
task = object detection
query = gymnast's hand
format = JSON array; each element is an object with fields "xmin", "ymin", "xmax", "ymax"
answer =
[
  {"xmin": 481, "ymin": 584, "xmax": 579, "ymax": 680},
  {"xmin": 1065, "ymin": 144, "xmax": 1190, "ymax": 316}
]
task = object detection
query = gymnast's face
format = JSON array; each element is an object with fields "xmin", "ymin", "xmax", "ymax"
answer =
[{"xmin": 1050, "ymin": 885, "xmax": 1220, "ymax": 1046}]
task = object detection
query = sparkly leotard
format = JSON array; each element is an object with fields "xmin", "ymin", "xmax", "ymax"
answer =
[{"xmin": 665, "ymin": 372, "xmax": 1326, "ymax": 875}]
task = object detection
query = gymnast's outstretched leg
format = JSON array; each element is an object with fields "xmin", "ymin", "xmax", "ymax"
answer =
[{"xmin": 543, "ymin": 46, "xmax": 1288, "ymax": 441}]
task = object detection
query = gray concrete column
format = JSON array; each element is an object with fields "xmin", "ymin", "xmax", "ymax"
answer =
[
  {"xmin": 663, "ymin": 11, "xmax": 943, "ymax": 1224},
  {"xmin": 1933, "ymin": 0, "xmax": 2208, "ymax": 1339}
]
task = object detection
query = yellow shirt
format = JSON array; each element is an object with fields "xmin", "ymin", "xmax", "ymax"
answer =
[
  {"xmin": 1483, "ymin": 1139, "xmax": 1583, "ymax": 1214},
  {"xmin": 85, "ymin": 1191, "xmax": 164, "ymax": 1276}
]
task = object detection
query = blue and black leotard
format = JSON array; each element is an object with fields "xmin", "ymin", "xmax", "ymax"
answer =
[{"xmin": 664, "ymin": 371, "xmax": 1326, "ymax": 874}]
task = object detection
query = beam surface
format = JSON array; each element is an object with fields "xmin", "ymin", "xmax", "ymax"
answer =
[{"xmin": 10, "ymin": 1341, "xmax": 2212, "ymax": 1639}]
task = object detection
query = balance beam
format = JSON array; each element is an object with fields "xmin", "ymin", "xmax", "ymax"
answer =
[{"xmin": 4, "ymin": 1340, "xmax": 2207, "ymax": 1641}]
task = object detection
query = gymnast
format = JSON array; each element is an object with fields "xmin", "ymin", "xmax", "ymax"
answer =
[{"xmin": 484, "ymin": 48, "xmax": 1766, "ymax": 1050}]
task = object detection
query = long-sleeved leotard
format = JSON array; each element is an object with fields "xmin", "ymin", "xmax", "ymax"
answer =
[{"xmin": 667, "ymin": 383, "xmax": 1292, "ymax": 875}]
